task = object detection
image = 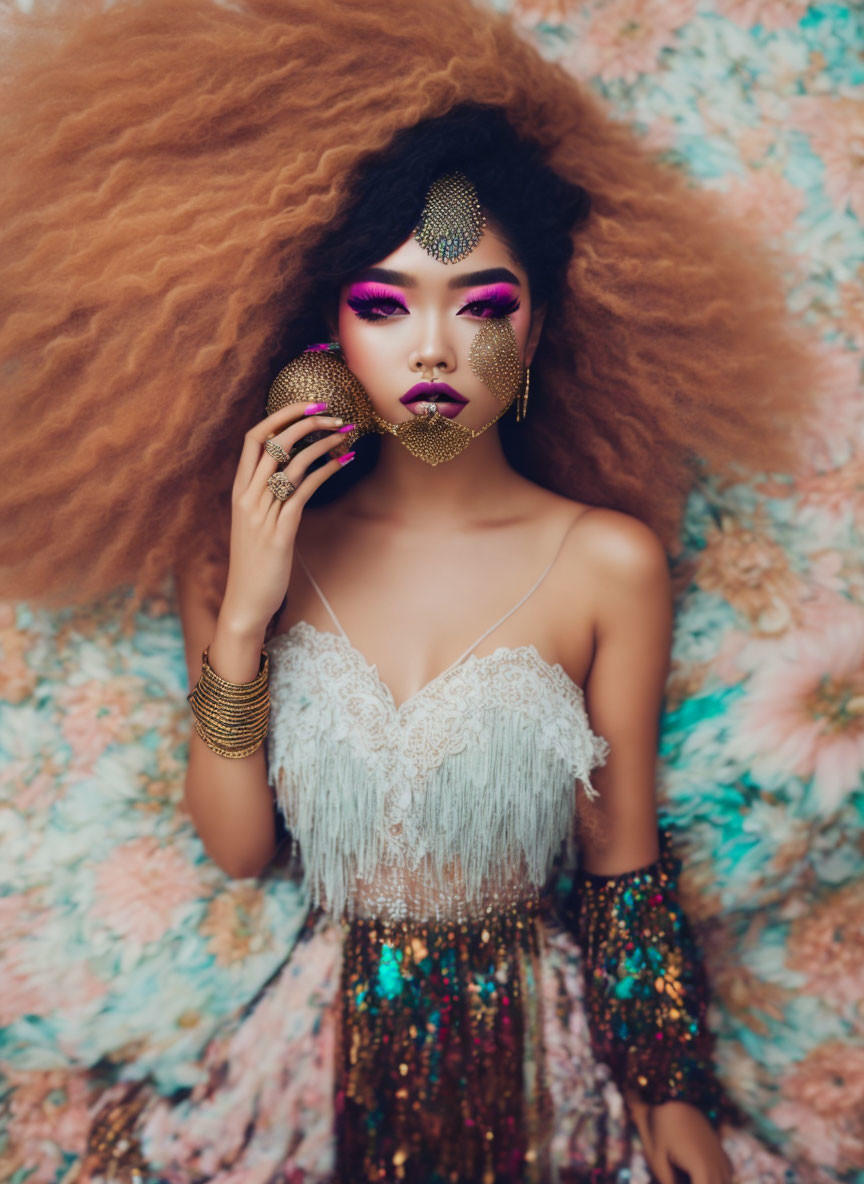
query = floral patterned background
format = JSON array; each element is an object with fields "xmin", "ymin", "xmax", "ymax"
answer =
[{"xmin": 1, "ymin": 1, "xmax": 862, "ymax": 1181}]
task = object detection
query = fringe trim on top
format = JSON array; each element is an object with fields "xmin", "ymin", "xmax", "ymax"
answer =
[{"xmin": 267, "ymin": 624, "xmax": 610, "ymax": 922}]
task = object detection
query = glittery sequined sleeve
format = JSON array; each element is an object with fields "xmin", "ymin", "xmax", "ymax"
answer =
[{"xmin": 558, "ymin": 828, "xmax": 732, "ymax": 1129}]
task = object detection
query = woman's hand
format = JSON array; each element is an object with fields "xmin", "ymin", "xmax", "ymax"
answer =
[
  {"xmin": 219, "ymin": 399, "xmax": 355, "ymax": 636},
  {"xmin": 627, "ymin": 1094, "xmax": 735, "ymax": 1184}
]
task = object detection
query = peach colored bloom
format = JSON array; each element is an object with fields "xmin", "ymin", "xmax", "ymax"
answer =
[
  {"xmin": 771, "ymin": 340, "xmax": 864, "ymax": 474},
  {"xmin": 789, "ymin": 95, "xmax": 864, "ymax": 222},
  {"xmin": 837, "ymin": 272, "xmax": 864, "ymax": 352},
  {"xmin": 728, "ymin": 613, "xmax": 864, "ymax": 811},
  {"xmin": 56, "ymin": 677, "xmax": 138, "ymax": 769},
  {"xmin": 199, "ymin": 882, "xmax": 273, "ymax": 966},
  {"xmin": 0, "ymin": 934, "xmax": 107, "ymax": 1025},
  {"xmin": 91, "ymin": 836, "xmax": 205, "ymax": 944},
  {"xmin": 714, "ymin": 0, "xmax": 808, "ymax": 29},
  {"xmin": 795, "ymin": 454, "xmax": 864, "ymax": 525},
  {"xmin": 511, "ymin": 0, "xmax": 579, "ymax": 21},
  {"xmin": 710, "ymin": 628, "xmax": 753, "ymax": 686},
  {"xmin": 0, "ymin": 623, "xmax": 40, "ymax": 704},
  {"xmin": 0, "ymin": 890, "xmax": 41, "ymax": 940},
  {"xmin": 561, "ymin": 0, "xmax": 697, "ymax": 85},
  {"xmin": 719, "ymin": 166, "xmax": 806, "ymax": 240},
  {"xmin": 694, "ymin": 515, "xmax": 803, "ymax": 635},
  {"xmin": 769, "ymin": 1043, "xmax": 864, "ymax": 1172},
  {"xmin": 786, "ymin": 882, "xmax": 864, "ymax": 1014},
  {"xmin": 735, "ymin": 122, "xmax": 781, "ymax": 168},
  {"xmin": 708, "ymin": 939, "xmax": 792, "ymax": 1036},
  {"xmin": 0, "ymin": 1068, "xmax": 94, "ymax": 1184}
]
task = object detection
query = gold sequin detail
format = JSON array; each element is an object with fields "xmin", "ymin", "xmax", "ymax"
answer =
[
  {"xmin": 79, "ymin": 1080, "xmax": 151, "ymax": 1182},
  {"xmin": 413, "ymin": 171, "xmax": 486, "ymax": 264},
  {"xmin": 370, "ymin": 404, "xmax": 479, "ymax": 465},
  {"xmin": 468, "ymin": 316, "xmax": 523, "ymax": 407},
  {"xmin": 335, "ymin": 898, "xmax": 553, "ymax": 1182},
  {"xmin": 265, "ymin": 348, "xmax": 376, "ymax": 452}
]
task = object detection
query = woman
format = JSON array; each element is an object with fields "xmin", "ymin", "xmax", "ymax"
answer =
[{"xmin": 0, "ymin": 1, "xmax": 820, "ymax": 1181}]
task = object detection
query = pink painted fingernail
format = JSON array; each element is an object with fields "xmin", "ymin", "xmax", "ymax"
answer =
[
  {"xmin": 338, "ymin": 451, "xmax": 356, "ymax": 465},
  {"xmin": 337, "ymin": 423, "xmax": 356, "ymax": 433},
  {"xmin": 304, "ymin": 401, "xmax": 328, "ymax": 415}
]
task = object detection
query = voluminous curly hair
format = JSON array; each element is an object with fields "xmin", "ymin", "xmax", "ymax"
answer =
[{"xmin": 0, "ymin": 0, "xmax": 822, "ymax": 621}]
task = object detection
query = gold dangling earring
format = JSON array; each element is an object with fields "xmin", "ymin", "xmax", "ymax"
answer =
[{"xmin": 516, "ymin": 365, "xmax": 530, "ymax": 423}]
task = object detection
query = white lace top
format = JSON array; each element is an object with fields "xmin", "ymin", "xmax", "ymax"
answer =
[{"xmin": 266, "ymin": 525, "xmax": 611, "ymax": 924}]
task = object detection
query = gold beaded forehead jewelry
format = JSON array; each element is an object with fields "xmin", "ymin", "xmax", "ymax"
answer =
[
  {"xmin": 263, "ymin": 171, "xmax": 530, "ymax": 473},
  {"xmin": 413, "ymin": 169, "xmax": 487, "ymax": 264},
  {"xmin": 365, "ymin": 169, "xmax": 529, "ymax": 465}
]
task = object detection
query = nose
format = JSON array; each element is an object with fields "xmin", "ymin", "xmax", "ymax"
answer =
[{"xmin": 409, "ymin": 315, "xmax": 456, "ymax": 375}]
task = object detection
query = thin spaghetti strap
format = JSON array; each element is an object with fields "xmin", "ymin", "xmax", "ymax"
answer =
[
  {"xmin": 294, "ymin": 547, "xmax": 350, "ymax": 641},
  {"xmin": 441, "ymin": 515, "xmax": 582, "ymax": 675}
]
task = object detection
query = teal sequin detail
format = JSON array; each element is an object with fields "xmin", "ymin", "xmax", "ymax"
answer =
[{"xmin": 558, "ymin": 828, "xmax": 734, "ymax": 1130}]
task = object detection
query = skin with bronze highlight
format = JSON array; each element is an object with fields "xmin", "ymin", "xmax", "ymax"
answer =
[{"xmin": 327, "ymin": 218, "xmax": 541, "ymax": 464}]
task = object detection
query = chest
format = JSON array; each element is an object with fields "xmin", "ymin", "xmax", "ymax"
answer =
[
  {"xmin": 266, "ymin": 622, "xmax": 608, "ymax": 791},
  {"xmin": 264, "ymin": 624, "xmax": 611, "ymax": 920}
]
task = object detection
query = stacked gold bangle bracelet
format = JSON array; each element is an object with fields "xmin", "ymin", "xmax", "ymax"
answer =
[{"xmin": 186, "ymin": 646, "xmax": 270, "ymax": 759}]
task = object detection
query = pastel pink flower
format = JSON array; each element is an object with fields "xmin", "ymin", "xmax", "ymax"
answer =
[
  {"xmin": 792, "ymin": 344, "xmax": 864, "ymax": 471},
  {"xmin": 719, "ymin": 166, "xmax": 805, "ymax": 241},
  {"xmin": 727, "ymin": 613, "xmax": 864, "ymax": 810},
  {"xmin": 0, "ymin": 939, "xmax": 107, "ymax": 1026},
  {"xmin": 769, "ymin": 1043, "xmax": 864, "ymax": 1172},
  {"xmin": 694, "ymin": 515, "xmax": 802, "ymax": 635},
  {"xmin": 795, "ymin": 454, "xmax": 864, "ymax": 526},
  {"xmin": 789, "ymin": 95, "xmax": 864, "ymax": 222},
  {"xmin": 0, "ymin": 1068, "xmax": 94, "ymax": 1183},
  {"xmin": 786, "ymin": 882, "xmax": 864, "ymax": 1012},
  {"xmin": 91, "ymin": 837, "xmax": 205, "ymax": 944},
  {"xmin": 57, "ymin": 678, "xmax": 137, "ymax": 769},
  {"xmin": 562, "ymin": 0, "xmax": 697, "ymax": 86},
  {"xmin": 714, "ymin": 0, "xmax": 808, "ymax": 30}
]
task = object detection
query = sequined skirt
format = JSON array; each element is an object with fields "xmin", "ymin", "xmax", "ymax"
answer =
[
  {"xmin": 77, "ymin": 900, "xmax": 670, "ymax": 1184},
  {"xmin": 335, "ymin": 899, "xmax": 552, "ymax": 1184}
]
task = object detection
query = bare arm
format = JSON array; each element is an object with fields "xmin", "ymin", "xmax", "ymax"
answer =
[
  {"xmin": 175, "ymin": 393, "xmax": 353, "ymax": 878},
  {"xmin": 577, "ymin": 511, "xmax": 672, "ymax": 872},
  {"xmin": 566, "ymin": 513, "xmax": 734, "ymax": 1182},
  {"xmin": 175, "ymin": 559, "xmax": 277, "ymax": 879}
]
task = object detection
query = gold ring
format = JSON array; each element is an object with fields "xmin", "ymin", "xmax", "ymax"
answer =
[
  {"xmin": 267, "ymin": 472, "xmax": 296, "ymax": 501},
  {"xmin": 264, "ymin": 434, "xmax": 290, "ymax": 464}
]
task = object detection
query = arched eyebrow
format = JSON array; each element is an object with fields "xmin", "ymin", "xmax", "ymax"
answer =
[{"xmin": 352, "ymin": 266, "xmax": 521, "ymax": 289}]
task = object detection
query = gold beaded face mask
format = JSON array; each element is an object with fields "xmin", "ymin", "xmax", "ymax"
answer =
[{"xmin": 363, "ymin": 171, "xmax": 527, "ymax": 466}]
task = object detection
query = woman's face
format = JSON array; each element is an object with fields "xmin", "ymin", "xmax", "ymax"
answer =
[{"xmin": 333, "ymin": 219, "xmax": 545, "ymax": 433}]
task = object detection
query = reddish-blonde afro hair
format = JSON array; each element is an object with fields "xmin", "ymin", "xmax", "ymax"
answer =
[{"xmin": 0, "ymin": 0, "xmax": 822, "ymax": 620}]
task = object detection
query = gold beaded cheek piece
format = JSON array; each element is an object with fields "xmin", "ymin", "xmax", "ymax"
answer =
[
  {"xmin": 259, "ymin": 170, "xmax": 531, "ymax": 474},
  {"xmin": 366, "ymin": 169, "xmax": 530, "ymax": 465}
]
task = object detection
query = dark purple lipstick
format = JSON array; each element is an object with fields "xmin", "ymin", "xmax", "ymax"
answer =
[{"xmin": 399, "ymin": 381, "xmax": 468, "ymax": 419}]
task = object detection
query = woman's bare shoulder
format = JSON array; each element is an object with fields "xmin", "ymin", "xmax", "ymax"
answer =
[
  {"xmin": 556, "ymin": 501, "xmax": 670, "ymax": 619},
  {"xmin": 531, "ymin": 490, "xmax": 668, "ymax": 602}
]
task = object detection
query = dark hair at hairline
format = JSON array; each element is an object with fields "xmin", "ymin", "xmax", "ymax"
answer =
[{"xmin": 285, "ymin": 102, "xmax": 592, "ymax": 352}]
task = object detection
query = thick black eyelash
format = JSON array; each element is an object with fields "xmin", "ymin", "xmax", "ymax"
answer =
[
  {"xmin": 346, "ymin": 295, "xmax": 405, "ymax": 322},
  {"xmin": 461, "ymin": 296, "xmax": 520, "ymax": 317},
  {"xmin": 346, "ymin": 294, "xmax": 520, "ymax": 321}
]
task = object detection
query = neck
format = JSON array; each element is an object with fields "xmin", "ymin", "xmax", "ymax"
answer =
[{"xmin": 349, "ymin": 425, "xmax": 518, "ymax": 528}]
